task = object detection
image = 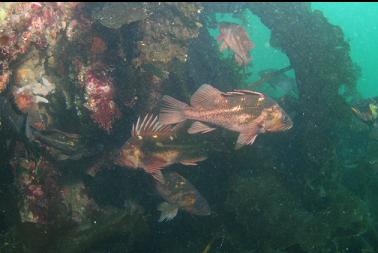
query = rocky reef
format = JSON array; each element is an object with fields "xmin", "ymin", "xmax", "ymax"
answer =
[{"xmin": 0, "ymin": 2, "xmax": 377, "ymax": 253}]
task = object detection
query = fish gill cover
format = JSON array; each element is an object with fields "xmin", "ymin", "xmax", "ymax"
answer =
[{"xmin": 0, "ymin": 2, "xmax": 377, "ymax": 253}]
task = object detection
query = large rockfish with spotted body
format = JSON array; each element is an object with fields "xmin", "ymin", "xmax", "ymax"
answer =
[{"xmin": 159, "ymin": 84, "xmax": 293, "ymax": 149}]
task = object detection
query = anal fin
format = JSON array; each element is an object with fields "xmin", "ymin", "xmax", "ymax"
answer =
[
  {"xmin": 188, "ymin": 121, "xmax": 216, "ymax": 134},
  {"xmin": 157, "ymin": 202, "xmax": 179, "ymax": 222},
  {"xmin": 235, "ymin": 131, "xmax": 258, "ymax": 150}
]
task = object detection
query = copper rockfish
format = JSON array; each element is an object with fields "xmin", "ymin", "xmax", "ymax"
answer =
[
  {"xmin": 115, "ymin": 114, "xmax": 207, "ymax": 183},
  {"xmin": 156, "ymin": 171, "xmax": 210, "ymax": 222},
  {"xmin": 159, "ymin": 84, "xmax": 293, "ymax": 149},
  {"xmin": 217, "ymin": 23, "xmax": 255, "ymax": 66}
]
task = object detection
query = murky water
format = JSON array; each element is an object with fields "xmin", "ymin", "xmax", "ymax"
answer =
[{"xmin": 0, "ymin": 2, "xmax": 378, "ymax": 253}]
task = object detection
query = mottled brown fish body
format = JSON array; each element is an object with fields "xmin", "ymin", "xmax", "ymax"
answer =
[
  {"xmin": 115, "ymin": 114, "xmax": 207, "ymax": 183},
  {"xmin": 183, "ymin": 97, "xmax": 274, "ymax": 133},
  {"xmin": 116, "ymin": 144, "xmax": 180, "ymax": 169},
  {"xmin": 156, "ymin": 172, "xmax": 210, "ymax": 216},
  {"xmin": 159, "ymin": 84, "xmax": 292, "ymax": 147},
  {"xmin": 117, "ymin": 137, "xmax": 206, "ymax": 168}
]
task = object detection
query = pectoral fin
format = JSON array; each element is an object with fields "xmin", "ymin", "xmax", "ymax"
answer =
[
  {"xmin": 145, "ymin": 156, "xmax": 168, "ymax": 170},
  {"xmin": 220, "ymin": 41, "xmax": 228, "ymax": 51},
  {"xmin": 217, "ymin": 34, "xmax": 225, "ymax": 43},
  {"xmin": 235, "ymin": 54, "xmax": 249, "ymax": 66},
  {"xmin": 188, "ymin": 121, "xmax": 216, "ymax": 134},
  {"xmin": 144, "ymin": 158, "xmax": 167, "ymax": 184},
  {"xmin": 149, "ymin": 170, "xmax": 165, "ymax": 184}
]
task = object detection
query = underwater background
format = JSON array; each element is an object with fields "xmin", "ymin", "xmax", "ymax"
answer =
[
  {"xmin": 0, "ymin": 2, "xmax": 378, "ymax": 253},
  {"xmin": 313, "ymin": 2, "xmax": 378, "ymax": 99}
]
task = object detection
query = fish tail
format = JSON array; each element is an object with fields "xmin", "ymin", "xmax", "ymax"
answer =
[{"xmin": 159, "ymin": 95, "xmax": 188, "ymax": 125}]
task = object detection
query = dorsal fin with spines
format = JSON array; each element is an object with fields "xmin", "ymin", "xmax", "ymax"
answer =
[{"xmin": 131, "ymin": 114, "xmax": 174, "ymax": 137}]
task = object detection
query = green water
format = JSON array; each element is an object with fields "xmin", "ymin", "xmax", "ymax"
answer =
[
  {"xmin": 312, "ymin": 2, "xmax": 378, "ymax": 99},
  {"xmin": 209, "ymin": 3, "xmax": 378, "ymax": 99},
  {"xmin": 208, "ymin": 10, "xmax": 292, "ymax": 98}
]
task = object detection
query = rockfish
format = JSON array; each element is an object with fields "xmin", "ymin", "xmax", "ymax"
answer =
[
  {"xmin": 115, "ymin": 114, "xmax": 207, "ymax": 183},
  {"xmin": 159, "ymin": 84, "xmax": 293, "ymax": 149},
  {"xmin": 352, "ymin": 102, "xmax": 378, "ymax": 124},
  {"xmin": 156, "ymin": 171, "xmax": 210, "ymax": 222},
  {"xmin": 258, "ymin": 68, "xmax": 298, "ymax": 97},
  {"xmin": 217, "ymin": 23, "xmax": 255, "ymax": 66}
]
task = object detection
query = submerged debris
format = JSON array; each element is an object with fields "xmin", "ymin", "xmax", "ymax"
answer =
[
  {"xmin": 92, "ymin": 2, "xmax": 150, "ymax": 29},
  {"xmin": 133, "ymin": 2, "xmax": 203, "ymax": 66}
]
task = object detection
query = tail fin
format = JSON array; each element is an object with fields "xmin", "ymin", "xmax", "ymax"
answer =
[{"xmin": 159, "ymin": 95, "xmax": 188, "ymax": 125}]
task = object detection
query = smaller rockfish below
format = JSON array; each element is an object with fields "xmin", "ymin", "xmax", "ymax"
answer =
[
  {"xmin": 115, "ymin": 114, "xmax": 207, "ymax": 183},
  {"xmin": 155, "ymin": 171, "xmax": 210, "ymax": 222},
  {"xmin": 159, "ymin": 84, "xmax": 293, "ymax": 149},
  {"xmin": 217, "ymin": 23, "xmax": 255, "ymax": 66}
]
